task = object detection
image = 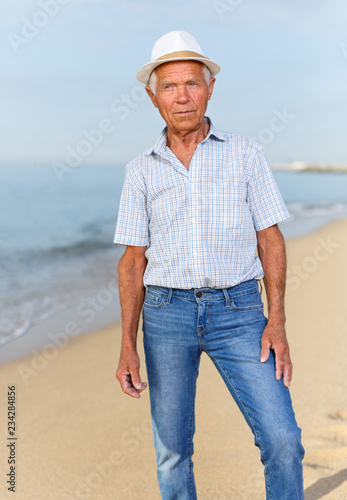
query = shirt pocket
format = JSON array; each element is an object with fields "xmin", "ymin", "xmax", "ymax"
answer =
[{"xmin": 205, "ymin": 178, "xmax": 243, "ymax": 229}]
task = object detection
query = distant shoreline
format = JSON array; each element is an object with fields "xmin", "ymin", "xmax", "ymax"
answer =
[{"xmin": 271, "ymin": 162, "xmax": 347, "ymax": 173}]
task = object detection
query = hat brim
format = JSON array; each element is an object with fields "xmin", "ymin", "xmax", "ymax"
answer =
[{"xmin": 136, "ymin": 57, "xmax": 221, "ymax": 85}]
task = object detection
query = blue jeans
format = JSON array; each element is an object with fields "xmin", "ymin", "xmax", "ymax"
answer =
[{"xmin": 142, "ymin": 279, "xmax": 305, "ymax": 500}]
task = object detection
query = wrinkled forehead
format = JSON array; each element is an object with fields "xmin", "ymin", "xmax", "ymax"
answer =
[{"xmin": 155, "ymin": 60, "xmax": 206, "ymax": 81}]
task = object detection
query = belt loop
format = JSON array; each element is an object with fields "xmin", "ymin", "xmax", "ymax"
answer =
[
  {"xmin": 166, "ymin": 288, "xmax": 173, "ymax": 304},
  {"xmin": 258, "ymin": 280, "xmax": 263, "ymax": 295},
  {"xmin": 222, "ymin": 288, "xmax": 230, "ymax": 308}
]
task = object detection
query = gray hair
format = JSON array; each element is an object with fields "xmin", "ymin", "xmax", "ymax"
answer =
[{"xmin": 148, "ymin": 64, "xmax": 211, "ymax": 95}]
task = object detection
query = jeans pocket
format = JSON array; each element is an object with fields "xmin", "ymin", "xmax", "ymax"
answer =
[
  {"xmin": 143, "ymin": 288, "xmax": 167, "ymax": 309},
  {"xmin": 231, "ymin": 290, "xmax": 264, "ymax": 311}
]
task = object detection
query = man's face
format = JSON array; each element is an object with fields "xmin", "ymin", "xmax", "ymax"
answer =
[{"xmin": 145, "ymin": 60, "xmax": 215, "ymax": 134}]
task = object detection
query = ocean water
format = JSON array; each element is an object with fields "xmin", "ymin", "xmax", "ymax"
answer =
[
  {"xmin": 1, "ymin": 165, "xmax": 347, "ymax": 363},
  {"xmin": 0, "ymin": 166, "xmax": 124, "ymax": 356}
]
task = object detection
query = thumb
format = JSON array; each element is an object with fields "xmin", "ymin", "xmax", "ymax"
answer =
[
  {"xmin": 130, "ymin": 370, "xmax": 143, "ymax": 390},
  {"xmin": 260, "ymin": 342, "xmax": 270, "ymax": 363}
]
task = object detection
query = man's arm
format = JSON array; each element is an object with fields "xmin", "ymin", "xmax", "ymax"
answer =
[
  {"xmin": 116, "ymin": 245, "xmax": 148, "ymax": 398},
  {"xmin": 256, "ymin": 224, "xmax": 292, "ymax": 387}
]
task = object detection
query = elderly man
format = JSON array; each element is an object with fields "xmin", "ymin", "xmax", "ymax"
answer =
[{"xmin": 114, "ymin": 31, "xmax": 305, "ymax": 499}]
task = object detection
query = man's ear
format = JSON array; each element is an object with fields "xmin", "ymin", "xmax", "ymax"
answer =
[
  {"xmin": 207, "ymin": 77, "xmax": 216, "ymax": 101},
  {"xmin": 145, "ymin": 86, "xmax": 158, "ymax": 108}
]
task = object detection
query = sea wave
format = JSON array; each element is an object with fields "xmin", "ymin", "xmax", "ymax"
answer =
[
  {"xmin": 44, "ymin": 238, "xmax": 114, "ymax": 257},
  {"xmin": 287, "ymin": 202, "xmax": 347, "ymax": 218},
  {"xmin": 0, "ymin": 294, "xmax": 77, "ymax": 348},
  {"xmin": 0, "ymin": 321, "xmax": 32, "ymax": 348},
  {"xmin": 0, "ymin": 237, "xmax": 115, "ymax": 268}
]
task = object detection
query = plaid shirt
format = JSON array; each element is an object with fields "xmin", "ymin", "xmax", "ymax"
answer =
[{"xmin": 114, "ymin": 117, "xmax": 289, "ymax": 288}]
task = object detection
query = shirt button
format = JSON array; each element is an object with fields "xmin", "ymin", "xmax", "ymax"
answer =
[
  {"xmin": 196, "ymin": 291, "xmax": 202, "ymax": 297},
  {"xmin": 192, "ymin": 252, "xmax": 197, "ymax": 257}
]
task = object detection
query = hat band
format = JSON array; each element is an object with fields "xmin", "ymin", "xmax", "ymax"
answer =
[{"xmin": 155, "ymin": 50, "xmax": 210, "ymax": 62}]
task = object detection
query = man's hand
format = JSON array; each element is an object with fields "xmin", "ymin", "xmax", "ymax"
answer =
[
  {"xmin": 260, "ymin": 321, "xmax": 292, "ymax": 387},
  {"xmin": 116, "ymin": 347, "xmax": 147, "ymax": 398}
]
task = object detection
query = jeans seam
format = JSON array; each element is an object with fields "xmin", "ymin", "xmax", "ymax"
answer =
[
  {"xmin": 228, "ymin": 287, "xmax": 259, "ymax": 299},
  {"xmin": 231, "ymin": 303, "xmax": 264, "ymax": 311},
  {"xmin": 188, "ymin": 361, "xmax": 199, "ymax": 500},
  {"xmin": 209, "ymin": 356, "xmax": 273, "ymax": 499},
  {"xmin": 143, "ymin": 302, "xmax": 166, "ymax": 309}
]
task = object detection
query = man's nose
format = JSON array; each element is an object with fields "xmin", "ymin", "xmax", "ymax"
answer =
[{"xmin": 176, "ymin": 86, "xmax": 189, "ymax": 103}]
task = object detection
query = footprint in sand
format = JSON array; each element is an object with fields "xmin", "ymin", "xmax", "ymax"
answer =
[{"xmin": 328, "ymin": 411, "xmax": 347, "ymax": 421}]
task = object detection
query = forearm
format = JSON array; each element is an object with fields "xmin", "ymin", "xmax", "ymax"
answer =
[
  {"xmin": 257, "ymin": 226, "xmax": 287, "ymax": 324},
  {"xmin": 118, "ymin": 247, "xmax": 147, "ymax": 350}
]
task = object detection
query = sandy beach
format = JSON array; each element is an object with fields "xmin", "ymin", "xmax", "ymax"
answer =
[{"xmin": 1, "ymin": 218, "xmax": 347, "ymax": 500}]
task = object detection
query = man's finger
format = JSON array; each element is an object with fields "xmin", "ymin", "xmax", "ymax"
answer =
[
  {"xmin": 132, "ymin": 379, "xmax": 148, "ymax": 393},
  {"xmin": 274, "ymin": 346, "xmax": 287, "ymax": 381},
  {"xmin": 275, "ymin": 358, "xmax": 284, "ymax": 381},
  {"xmin": 282, "ymin": 353, "xmax": 293, "ymax": 387},
  {"xmin": 130, "ymin": 370, "xmax": 147, "ymax": 392},
  {"xmin": 138, "ymin": 382, "xmax": 148, "ymax": 392},
  {"xmin": 120, "ymin": 373, "xmax": 142, "ymax": 398}
]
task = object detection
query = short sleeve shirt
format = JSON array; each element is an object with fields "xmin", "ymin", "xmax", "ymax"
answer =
[{"xmin": 114, "ymin": 117, "xmax": 289, "ymax": 288}]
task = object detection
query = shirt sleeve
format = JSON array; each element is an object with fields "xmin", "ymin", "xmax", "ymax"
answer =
[
  {"xmin": 246, "ymin": 147, "xmax": 290, "ymax": 231},
  {"xmin": 113, "ymin": 164, "xmax": 150, "ymax": 246}
]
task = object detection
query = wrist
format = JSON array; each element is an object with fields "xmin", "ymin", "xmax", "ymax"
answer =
[
  {"xmin": 121, "ymin": 336, "xmax": 137, "ymax": 351},
  {"xmin": 267, "ymin": 312, "xmax": 286, "ymax": 326}
]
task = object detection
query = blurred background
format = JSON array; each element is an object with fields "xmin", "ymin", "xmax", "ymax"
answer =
[{"xmin": 1, "ymin": 0, "xmax": 347, "ymax": 363}]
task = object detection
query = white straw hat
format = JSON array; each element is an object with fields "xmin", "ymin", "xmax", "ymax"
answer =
[{"xmin": 136, "ymin": 30, "xmax": 221, "ymax": 85}]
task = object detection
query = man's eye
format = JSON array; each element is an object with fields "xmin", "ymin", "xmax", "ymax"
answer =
[
  {"xmin": 189, "ymin": 82, "xmax": 197, "ymax": 86},
  {"xmin": 164, "ymin": 85, "xmax": 173, "ymax": 89}
]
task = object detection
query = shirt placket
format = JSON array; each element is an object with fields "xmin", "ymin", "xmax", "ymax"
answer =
[{"xmin": 188, "ymin": 143, "xmax": 203, "ymax": 287}]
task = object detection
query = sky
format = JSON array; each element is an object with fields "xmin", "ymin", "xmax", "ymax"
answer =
[{"xmin": 1, "ymin": 0, "xmax": 347, "ymax": 168}]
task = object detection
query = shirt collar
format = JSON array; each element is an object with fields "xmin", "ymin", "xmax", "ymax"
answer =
[{"xmin": 145, "ymin": 116, "xmax": 226, "ymax": 156}]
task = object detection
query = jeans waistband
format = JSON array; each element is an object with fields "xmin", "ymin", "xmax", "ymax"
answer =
[{"xmin": 146, "ymin": 279, "xmax": 262, "ymax": 304}]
